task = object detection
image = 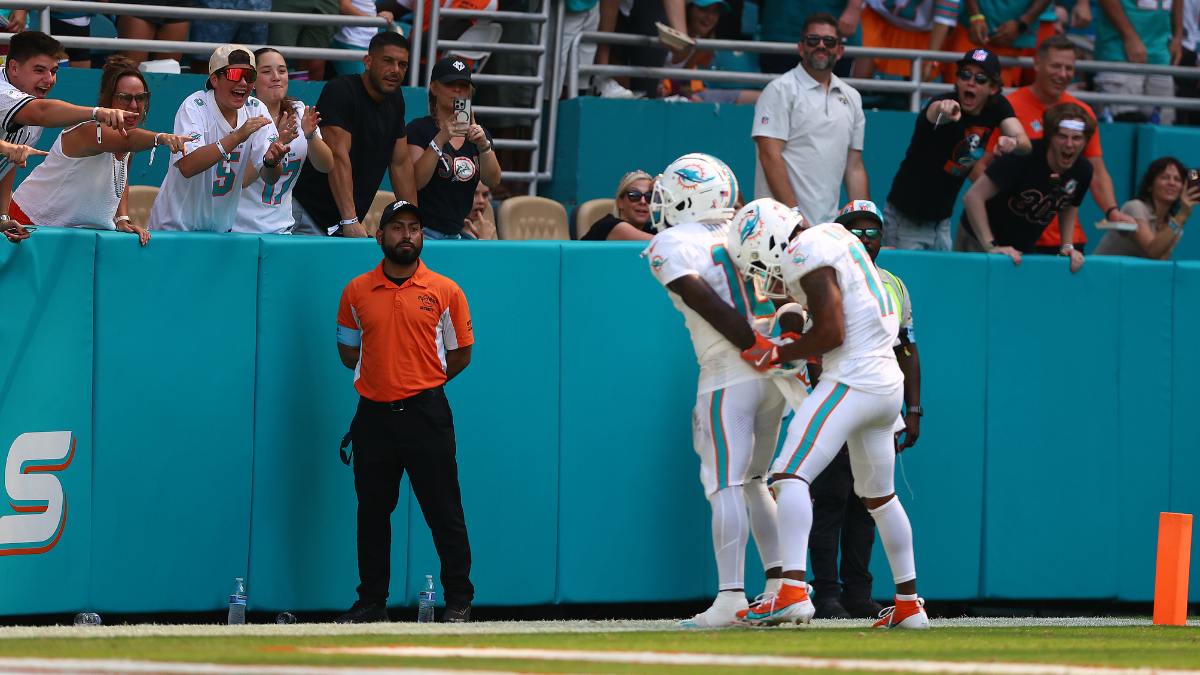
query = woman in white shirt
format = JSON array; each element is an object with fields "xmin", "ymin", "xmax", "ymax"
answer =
[
  {"xmin": 235, "ymin": 48, "xmax": 334, "ymax": 235},
  {"xmin": 9, "ymin": 55, "xmax": 189, "ymax": 245}
]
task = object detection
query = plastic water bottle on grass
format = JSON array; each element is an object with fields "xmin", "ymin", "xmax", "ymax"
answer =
[
  {"xmin": 418, "ymin": 575, "xmax": 436, "ymax": 623},
  {"xmin": 228, "ymin": 577, "xmax": 247, "ymax": 625}
]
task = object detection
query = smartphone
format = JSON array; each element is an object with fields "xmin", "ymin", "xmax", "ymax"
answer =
[
  {"xmin": 1188, "ymin": 168, "xmax": 1200, "ymax": 191},
  {"xmin": 452, "ymin": 97, "xmax": 471, "ymax": 136}
]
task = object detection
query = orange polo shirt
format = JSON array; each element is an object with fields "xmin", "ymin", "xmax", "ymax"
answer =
[
  {"xmin": 337, "ymin": 259, "xmax": 474, "ymax": 402},
  {"xmin": 987, "ymin": 87, "xmax": 1102, "ymax": 247}
]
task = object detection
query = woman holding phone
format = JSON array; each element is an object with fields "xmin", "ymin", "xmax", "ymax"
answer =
[
  {"xmin": 406, "ymin": 56, "xmax": 501, "ymax": 240},
  {"xmin": 1094, "ymin": 157, "xmax": 1199, "ymax": 260}
]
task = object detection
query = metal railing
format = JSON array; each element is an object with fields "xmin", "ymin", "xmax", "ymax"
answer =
[
  {"xmin": 0, "ymin": 0, "xmax": 402, "ymax": 61},
  {"xmin": 567, "ymin": 32, "xmax": 1200, "ymax": 113}
]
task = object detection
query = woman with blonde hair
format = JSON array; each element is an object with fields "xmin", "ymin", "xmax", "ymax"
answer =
[
  {"xmin": 581, "ymin": 170, "xmax": 656, "ymax": 241},
  {"xmin": 10, "ymin": 54, "xmax": 190, "ymax": 244}
]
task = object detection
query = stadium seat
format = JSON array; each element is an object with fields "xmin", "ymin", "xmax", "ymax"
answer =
[
  {"xmin": 448, "ymin": 22, "xmax": 503, "ymax": 73},
  {"xmin": 126, "ymin": 185, "xmax": 158, "ymax": 227},
  {"xmin": 496, "ymin": 196, "xmax": 568, "ymax": 241},
  {"xmin": 572, "ymin": 198, "xmax": 615, "ymax": 240},
  {"xmin": 364, "ymin": 190, "xmax": 396, "ymax": 236}
]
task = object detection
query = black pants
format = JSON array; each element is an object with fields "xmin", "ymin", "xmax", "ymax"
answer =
[
  {"xmin": 350, "ymin": 388, "xmax": 473, "ymax": 606},
  {"xmin": 808, "ymin": 451, "xmax": 875, "ymax": 600}
]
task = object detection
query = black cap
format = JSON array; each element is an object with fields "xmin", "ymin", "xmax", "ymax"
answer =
[
  {"xmin": 957, "ymin": 48, "xmax": 1001, "ymax": 78},
  {"xmin": 430, "ymin": 56, "xmax": 472, "ymax": 85},
  {"xmin": 379, "ymin": 200, "xmax": 423, "ymax": 227}
]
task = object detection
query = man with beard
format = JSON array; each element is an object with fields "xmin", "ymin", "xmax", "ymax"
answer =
[
  {"xmin": 752, "ymin": 12, "xmax": 868, "ymax": 228},
  {"xmin": 959, "ymin": 102, "xmax": 1094, "ymax": 274},
  {"xmin": 335, "ymin": 200, "xmax": 475, "ymax": 623},
  {"xmin": 883, "ymin": 49, "xmax": 1029, "ymax": 251},
  {"xmin": 293, "ymin": 31, "xmax": 418, "ymax": 237}
]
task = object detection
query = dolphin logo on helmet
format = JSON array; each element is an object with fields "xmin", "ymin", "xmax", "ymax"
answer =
[{"xmin": 649, "ymin": 153, "xmax": 739, "ymax": 231}]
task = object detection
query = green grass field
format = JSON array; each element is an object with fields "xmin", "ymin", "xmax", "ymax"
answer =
[{"xmin": 0, "ymin": 623, "xmax": 1198, "ymax": 674}]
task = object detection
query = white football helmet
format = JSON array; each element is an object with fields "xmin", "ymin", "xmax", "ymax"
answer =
[
  {"xmin": 726, "ymin": 198, "xmax": 800, "ymax": 299},
  {"xmin": 649, "ymin": 153, "xmax": 739, "ymax": 231}
]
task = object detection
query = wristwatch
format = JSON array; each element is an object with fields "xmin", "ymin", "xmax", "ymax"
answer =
[
  {"xmin": 907, "ymin": 406, "xmax": 923, "ymax": 417},
  {"xmin": 263, "ymin": 156, "xmax": 281, "ymax": 169}
]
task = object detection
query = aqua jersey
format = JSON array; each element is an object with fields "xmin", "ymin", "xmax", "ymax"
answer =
[
  {"xmin": 957, "ymin": 0, "xmax": 1040, "ymax": 48},
  {"xmin": 1094, "ymin": 0, "xmax": 1172, "ymax": 65},
  {"xmin": 760, "ymin": 0, "xmax": 863, "ymax": 46}
]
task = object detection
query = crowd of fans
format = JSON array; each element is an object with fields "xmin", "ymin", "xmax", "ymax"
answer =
[{"xmin": 0, "ymin": 4, "xmax": 1196, "ymax": 259}]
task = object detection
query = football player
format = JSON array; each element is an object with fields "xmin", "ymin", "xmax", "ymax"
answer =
[{"xmin": 643, "ymin": 155, "xmax": 805, "ymax": 628}]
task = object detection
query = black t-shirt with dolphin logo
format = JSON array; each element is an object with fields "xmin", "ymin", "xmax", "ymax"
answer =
[
  {"xmin": 405, "ymin": 115, "xmax": 494, "ymax": 236},
  {"xmin": 887, "ymin": 91, "xmax": 1017, "ymax": 222}
]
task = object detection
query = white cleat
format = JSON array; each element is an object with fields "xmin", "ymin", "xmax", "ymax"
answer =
[
  {"xmin": 596, "ymin": 76, "xmax": 635, "ymax": 99},
  {"xmin": 738, "ymin": 584, "xmax": 815, "ymax": 627},
  {"xmin": 874, "ymin": 597, "xmax": 930, "ymax": 629},
  {"xmin": 679, "ymin": 591, "xmax": 749, "ymax": 628}
]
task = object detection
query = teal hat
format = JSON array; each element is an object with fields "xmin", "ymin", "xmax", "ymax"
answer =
[
  {"xmin": 688, "ymin": 0, "xmax": 731, "ymax": 12},
  {"xmin": 834, "ymin": 200, "xmax": 884, "ymax": 227}
]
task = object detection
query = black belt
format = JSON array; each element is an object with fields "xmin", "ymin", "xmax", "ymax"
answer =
[{"xmin": 360, "ymin": 386, "xmax": 442, "ymax": 412}]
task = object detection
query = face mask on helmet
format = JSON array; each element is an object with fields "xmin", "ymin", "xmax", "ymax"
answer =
[{"xmin": 727, "ymin": 198, "xmax": 795, "ymax": 299}]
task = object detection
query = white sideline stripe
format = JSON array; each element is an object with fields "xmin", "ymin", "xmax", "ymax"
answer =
[
  {"xmin": 0, "ymin": 658, "xmax": 562, "ymax": 675},
  {"xmin": 307, "ymin": 645, "xmax": 1200, "ymax": 675}
]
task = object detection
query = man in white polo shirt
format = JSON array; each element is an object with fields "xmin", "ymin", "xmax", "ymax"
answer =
[{"xmin": 752, "ymin": 12, "xmax": 869, "ymax": 227}]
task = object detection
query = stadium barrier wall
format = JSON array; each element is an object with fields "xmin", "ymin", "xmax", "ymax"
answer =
[
  {"xmin": 0, "ymin": 228, "xmax": 1195, "ymax": 615},
  {"xmin": 17, "ymin": 71, "xmax": 1164, "ymax": 256}
]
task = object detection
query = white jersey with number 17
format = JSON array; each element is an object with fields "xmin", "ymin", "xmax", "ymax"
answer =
[
  {"xmin": 645, "ymin": 221, "xmax": 776, "ymax": 396},
  {"xmin": 782, "ymin": 223, "xmax": 903, "ymax": 395},
  {"xmin": 235, "ymin": 100, "xmax": 320, "ymax": 235}
]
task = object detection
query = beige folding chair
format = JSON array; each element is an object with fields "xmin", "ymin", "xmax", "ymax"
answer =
[
  {"xmin": 126, "ymin": 185, "xmax": 158, "ymax": 228},
  {"xmin": 363, "ymin": 191, "xmax": 397, "ymax": 236},
  {"xmin": 496, "ymin": 196, "xmax": 569, "ymax": 241},
  {"xmin": 573, "ymin": 198, "xmax": 616, "ymax": 240}
]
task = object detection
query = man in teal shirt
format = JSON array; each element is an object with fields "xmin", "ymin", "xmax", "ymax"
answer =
[{"xmin": 1094, "ymin": 0, "xmax": 1182, "ymax": 124}]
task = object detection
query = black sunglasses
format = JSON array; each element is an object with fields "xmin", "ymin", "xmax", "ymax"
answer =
[
  {"xmin": 623, "ymin": 190, "xmax": 653, "ymax": 203},
  {"xmin": 850, "ymin": 228, "xmax": 882, "ymax": 240},
  {"xmin": 957, "ymin": 69, "xmax": 991, "ymax": 85},
  {"xmin": 114, "ymin": 92, "xmax": 151, "ymax": 105},
  {"xmin": 804, "ymin": 34, "xmax": 840, "ymax": 49}
]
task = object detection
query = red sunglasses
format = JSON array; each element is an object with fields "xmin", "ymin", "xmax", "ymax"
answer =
[{"xmin": 220, "ymin": 67, "xmax": 257, "ymax": 83}]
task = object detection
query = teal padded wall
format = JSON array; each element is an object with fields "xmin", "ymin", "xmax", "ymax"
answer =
[
  {"xmin": 0, "ymin": 229, "xmax": 94, "ymax": 614},
  {"xmin": 90, "ymin": 232, "xmax": 260, "ymax": 612},
  {"xmin": 1, "ymin": 233, "xmax": 1199, "ymax": 613},
  {"xmin": 401, "ymin": 242, "xmax": 561, "ymax": 607}
]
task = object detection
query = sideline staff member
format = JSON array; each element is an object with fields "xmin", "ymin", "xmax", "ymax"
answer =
[{"xmin": 335, "ymin": 200, "xmax": 475, "ymax": 623}]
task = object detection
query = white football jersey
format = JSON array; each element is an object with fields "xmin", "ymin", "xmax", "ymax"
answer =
[
  {"xmin": 782, "ymin": 223, "xmax": 903, "ymax": 395},
  {"xmin": 645, "ymin": 222, "xmax": 777, "ymax": 396},
  {"xmin": 149, "ymin": 90, "xmax": 279, "ymax": 232},
  {"xmin": 0, "ymin": 68, "xmax": 42, "ymax": 180},
  {"xmin": 234, "ymin": 100, "xmax": 321, "ymax": 235}
]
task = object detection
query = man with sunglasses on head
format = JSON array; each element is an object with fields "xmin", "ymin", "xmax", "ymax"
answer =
[
  {"xmin": 753, "ymin": 12, "xmax": 869, "ymax": 231},
  {"xmin": 149, "ymin": 45, "xmax": 292, "ymax": 233},
  {"xmin": 0, "ymin": 31, "xmax": 138, "ymax": 233},
  {"xmin": 959, "ymin": 102, "xmax": 1095, "ymax": 274},
  {"xmin": 884, "ymin": 49, "xmax": 1029, "ymax": 252},
  {"xmin": 803, "ymin": 200, "xmax": 922, "ymax": 620}
]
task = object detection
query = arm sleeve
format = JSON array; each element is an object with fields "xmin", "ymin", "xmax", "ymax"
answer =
[
  {"xmin": 0, "ymin": 89, "xmax": 34, "ymax": 133},
  {"xmin": 1121, "ymin": 198, "xmax": 1152, "ymax": 222},
  {"xmin": 850, "ymin": 97, "xmax": 866, "ymax": 151},
  {"xmin": 316, "ymin": 78, "xmax": 354, "ymax": 134},
  {"xmin": 173, "ymin": 101, "xmax": 208, "ymax": 163},
  {"xmin": 441, "ymin": 286, "xmax": 475, "ymax": 350},
  {"xmin": 646, "ymin": 234, "xmax": 702, "ymax": 286},
  {"xmin": 336, "ymin": 285, "xmax": 362, "ymax": 346},
  {"xmin": 933, "ymin": 0, "xmax": 961, "ymax": 25},
  {"xmin": 751, "ymin": 83, "xmax": 790, "ymax": 141}
]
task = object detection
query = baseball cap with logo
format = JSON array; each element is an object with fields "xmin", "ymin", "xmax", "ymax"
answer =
[
  {"xmin": 379, "ymin": 200, "xmax": 424, "ymax": 227},
  {"xmin": 956, "ymin": 48, "xmax": 1001, "ymax": 78},
  {"xmin": 834, "ymin": 200, "xmax": 884, "ymax": 228},
  {"xmin": 687, "ymin": 0, "xmax": 732, "ymax": 11},
  {"xmin": 209, "ymin": 44, "xmax": 256, "ymax": 78},
  {"xmin": 430, "ymin": 56, "xmax": 473, "ymax": 85}
]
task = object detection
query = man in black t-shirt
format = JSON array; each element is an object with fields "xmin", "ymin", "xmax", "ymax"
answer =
[
  {"xmin": 958, "ymin": 102, "xmax": 1096, "ymax": 273},
  {"xmin": 884, "ymin": 49, "xmax": 1030, "ymax": 251},
  {"xmin": 292, "ymin": 31, "xmax": 418, "ymax": 237}
]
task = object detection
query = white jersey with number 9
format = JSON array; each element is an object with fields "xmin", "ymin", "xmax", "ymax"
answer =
[{"xmin": 782, "ymin": 223, "xmax": 903, "ymax": 395}]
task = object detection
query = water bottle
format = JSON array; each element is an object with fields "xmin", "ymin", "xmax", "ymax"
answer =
[
  {"xmin": 1150, "ymin": 106, "xmax": 1161, "ymax": 125},
  {"xmin": 228, "ymin": 577, "xmax": 247, "ymax": 625},
  {"xmin": 73, "ymin": 613, "xmax": 101, "ymax": 627},
  {"xmin": 1104, "ymin": 107, "xmax": 1114, "ymax": 124},
  {"xmin": 417, "ymin": 575, "xmax": 436, "ymax": 623}
]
